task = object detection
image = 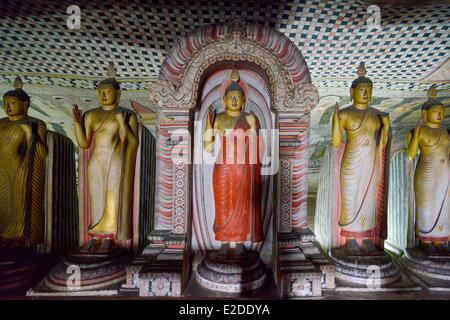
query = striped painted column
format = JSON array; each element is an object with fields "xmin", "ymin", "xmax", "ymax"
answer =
[{"xmin": 386, "ymin": 150, "xmax": 415, "ymax": 253}]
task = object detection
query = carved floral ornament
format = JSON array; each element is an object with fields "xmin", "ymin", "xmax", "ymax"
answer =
[{"xmin": 149, "ymin": 21, "xmax": 319, "ymax": 113}]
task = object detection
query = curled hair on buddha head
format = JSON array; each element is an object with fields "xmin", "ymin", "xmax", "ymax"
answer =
[
  {"xmin": 98, "ymin": 62, "xmax": 120, "ymax": 90},
  {"xmin": 351, "ymin": 62, "xmax": 373, "ymax": 89},
  {"xmin": 422, "ymin": 85, "xmax": 443, "ymax": 111},
  {"xmin": 3, "ymin": 76, "xmax": 30, "ymax": 102},
  {"xmin": 224, "ymin": 69, "xmax": 244, "ymax": 96}
]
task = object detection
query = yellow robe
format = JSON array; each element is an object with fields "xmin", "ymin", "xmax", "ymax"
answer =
[
  {"xmin": 338, "ymin": 107, "xmax": 388, "ymax": 240},
  {"xmin": 80, "ymin": 107, "xmax": 138, "ymax": 241},
  {"xmin": 0, "ymin": 117, "xmax": 47, "ymax": 247},
  {"xmin": 414, "ymin": 128, "xmax": 450, "ymax": 241}
]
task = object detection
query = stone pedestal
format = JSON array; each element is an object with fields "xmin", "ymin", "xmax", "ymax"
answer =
[
  {"xmin": 28, "ymin": 243, "xmax": 130, "ymax": 296},
  {"xmin": 279, "ymin": 230, "xmax": 336, "ymax": 298},
  {"xmin": 330, "ymin": 247, "xmax": 400, "ymax": 286},
  {"xmin": 196, "ymin": 250, "xmax": 266, "ymax": 293},
  {"xmin": 119, "ymin": 231, "xmax": 187, "ymax": 297},
  {"xmin": 281, "ymin": 271, "xmax": 322, "ymax": 298},
  {"xmin": 402, "ymin": 247, "xmax": 450, "ymax": 290},
  {"xmin": 0, "ymin": 246, "xmax": 55, "ymax": 295}
]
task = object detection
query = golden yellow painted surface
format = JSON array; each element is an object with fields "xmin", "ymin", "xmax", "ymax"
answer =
[
  {"xmin": 0, "ymin": 97, "xmax": 48, "ymax": 246},
  {"xmin": 73, "ymin": 83, "xmax": 138, "ymax": 240},
  {"xmin": 407, "ymin": 104, "xmax": 450, "ymax": 241}
]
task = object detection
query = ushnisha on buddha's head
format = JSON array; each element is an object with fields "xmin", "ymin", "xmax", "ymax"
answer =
[
  {"xmin": 98, "ymin": 62, "xmax": 121, "ymax": 109},
  {"xmin": 3, "ymin": 76, "xmax": 30, "ymax": 120},
  {"xmin": 224, "ymin": 69, "xmax": 246, "ymax": 113},
  {"xmin": 422, "ymin": 85, "xmax": 444, "ymax": 127},
  {"xmin": 350, "ymin": 62, "xmax": 373, "ymax": 105}
]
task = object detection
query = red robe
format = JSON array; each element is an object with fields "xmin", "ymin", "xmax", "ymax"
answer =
[{"xmin": 213, "ymin": 113, "xmax": 263, "ymax": 243}]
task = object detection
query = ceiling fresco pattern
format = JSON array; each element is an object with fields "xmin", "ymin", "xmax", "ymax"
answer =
[
  {"xmin": 0, "ymin": 1, "xmax": 448, "ymax": 194},
  {"xmin": 0, "ymin": 0, "xmax": 448, "ymax": 92}
]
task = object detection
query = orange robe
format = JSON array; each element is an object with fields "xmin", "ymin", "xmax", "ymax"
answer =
[{"xmin": 213, "ymin": 113, "xmax": 263, "ymax": 243}]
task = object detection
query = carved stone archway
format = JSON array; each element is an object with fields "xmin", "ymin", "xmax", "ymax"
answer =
[
  {"xmin": 126, "ymin": 20, "xmax": 334, "ymax": 298},
  {"xmin": 150, "ymin": 20, "xmax": 318, "ymax": 236}
]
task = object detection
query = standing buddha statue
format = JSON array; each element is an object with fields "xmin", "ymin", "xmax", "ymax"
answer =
[
  {"xmin": 332, "ymin": 62, "xmax": 391, "ymax": 255},
  {"xmin": 0, "ymin": 77, "xmax": 48, "ymax": 250},
  {"xmin": 72, "ymin": 62, "xmax": 139, "ymax": 250},
  {"xmin": 29, "ymin": 65, "xmax": 139, "ymax": 294},
  {"xmin": 407, "ymin": 85, "xmax": 449, "ymax": 254},
  {"xmin": 196, "ymin": 69, "xmax": 267, "ymax": 293},
  {"xmin": 203, "ymin": 69, "xmax": 263, "ymax": 255}
]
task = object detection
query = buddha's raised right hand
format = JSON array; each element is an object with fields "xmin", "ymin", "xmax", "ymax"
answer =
[
  {"xmin": 407, "ymin": 120, "xmax": 422, "ymax": 159},
  {"xmin": 72, "ymin": 103, "xmax": 83, "ymax": 124},
  {"xmin": 332, "ymin": 102, "xmax": 343, "ymax": 147},
  {"xmin": 206, "ymin": 108, "xmax": 216, "ymax": 129},
  {"xmin": 334, "ymin": 102, "xmax": 341, "ymax": 119},
  {"xmin": 204, "ymin": 108, "xmax": 216, "ymax": 152},
  {"xmin": 414, "ymin": 120, "xmax": 421, "ymax": 137}
]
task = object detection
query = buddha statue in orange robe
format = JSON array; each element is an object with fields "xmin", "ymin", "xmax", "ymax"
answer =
[{"xmin": 203, "ymin": 70, "xmax": 263, "ymax": 255}]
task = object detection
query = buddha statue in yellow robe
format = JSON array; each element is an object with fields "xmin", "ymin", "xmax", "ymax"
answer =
[
  {"xmin": 407, "ymin": 85, "xmax": 449, "ymax": 253},
  {"xmin": 332, "ymin": 62, "xmax": 391, "ymax": 254},
  {"xmin": 0, "ymin": 77, "xmax": 48, "ymax": 249},
  {"xmin": 72, "ymin": 63, "xmax": 139, "ymax": 248}
]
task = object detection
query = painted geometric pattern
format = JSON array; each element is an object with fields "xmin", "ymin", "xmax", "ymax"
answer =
[
  {"xmin": 0, "ymin": 0, "xmax": 448, "ymax": 86},
  {"xmin": 1, "ymin": 74, "xmax": 449, "ymax": 92},
  {"xmin": 309, "ymin": 93, "xmax": 450, "ymax": 173}
]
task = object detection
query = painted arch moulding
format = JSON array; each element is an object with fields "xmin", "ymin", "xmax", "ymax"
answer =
[{"xmin": 149, "ymin": 20, "xmax": 319, "ymax": 113}]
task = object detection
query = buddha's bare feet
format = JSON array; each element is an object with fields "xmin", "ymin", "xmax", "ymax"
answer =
[
  {"xmin": 80, "ymin": 238, "xmax": 97, "ymax": 254},
  {"xmin": 433, "ymin": 242, "xmax": 450, "ymax": 255},
  {"xmin": 218, "ymin": 243, "xmax": 229, "ymax": 256},
  {"xmin": 98, "ymin": 238, "xmax": 113, "ymax": 253},
  {"xmin": 362, "ymin": 239, "xmax": 383, "ymax": 256},
  {"xmin": 419, "ymin": 241, "xmax": 438, "ymax": 256},
  {"xmin": 344, "ymin": 239, "xmax": 363, "ymax": 256},
  {"xmin": 235, "ymin": 243, "xmax": 246, "ymax": 256}
]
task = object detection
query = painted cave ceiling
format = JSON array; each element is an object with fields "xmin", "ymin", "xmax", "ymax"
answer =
[
  {"xmin": 0, "ymin": 0, "xmax": 448, "ymax": 176},
  {"xmin": 0, "ymin": 0, "xmax": 448, "ymax": 89}
]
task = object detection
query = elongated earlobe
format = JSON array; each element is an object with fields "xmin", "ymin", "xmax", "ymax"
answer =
[{"xmin": 23, "ymin": 100, "xmax": 30, "ymax": 112}]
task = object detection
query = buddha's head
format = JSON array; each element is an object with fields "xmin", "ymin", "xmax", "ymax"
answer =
[
  {"xmin": 422, "ymin": 85, "xmax": 444, "ymax": 126},
  {"xmin": 98, "ymin": 62, "xmax": 121, "ymax": 108},
  {"xmin": 3, "ymin": 77, "xmax": 30, "ymax": 119},
  {"xmin": 98, "ymin": 79, "xmax": 121, "ymax": 107},
  {"xmin": 224, "ymin": 69, "xmax": 245, "ymax": 112},
  {"xmin": 350, "ymin": 62, "xmax": 373, "ymax": 105}
]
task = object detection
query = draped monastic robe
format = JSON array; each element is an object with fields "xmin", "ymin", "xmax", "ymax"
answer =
[
  {"xmin": 337, "ymin": 107, "xmax": 389, "ymax": 242},
  {"xmin": 213, "ymin": 113, "xmax": 263, "ymax": 243},
  {"xmin": 0, "ymin": 117, "xmax": 48, "ymax": 247},
  {"xmin": 80, "ymin": 107, "xmax": 138, "ymax": 241},
  {"xmin": 414, "ymin": 128, "xmax": 450, "ymax": 242}
]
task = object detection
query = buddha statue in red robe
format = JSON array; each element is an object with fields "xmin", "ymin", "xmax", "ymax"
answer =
[{"xmin": 203, "ymin": 69, "xmax": 263, "ymax": 255}]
